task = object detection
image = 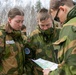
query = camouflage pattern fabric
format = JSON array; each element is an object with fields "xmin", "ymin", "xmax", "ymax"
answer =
[
  {"xmin": 0, "ymin": 24, "xmax": 26, "ymax": 75},
  {"xmin": 50, "ymin": 5, "xmax": 76, "ymax": 75},
  {"xmin": 25, "ymin": 27, "xmax": 60, "ymax": 75}
]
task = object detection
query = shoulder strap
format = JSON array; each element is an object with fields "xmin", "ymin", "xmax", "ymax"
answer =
[
  {"xmin": 0, "ymin": 29, "xmax": 6, "ymax": 72},
  {"xmin": 0, "ymin": 29, "xmax": 6, "ymax": 59}
]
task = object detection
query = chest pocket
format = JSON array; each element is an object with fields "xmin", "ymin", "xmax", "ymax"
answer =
[{"xmin": 4, "ymin": 34, "xmax": 23, "ymax": 60}]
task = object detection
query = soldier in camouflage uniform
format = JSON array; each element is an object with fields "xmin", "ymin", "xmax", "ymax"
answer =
[
  {"xmin": 25, "ymin": 8, "xmax": 60, "ymax": 75},
  {"xmin": 43, "ymin": 0, "xmax": 76, "ymax": 75},
  {"xmin": 0, "ymin": 8, "xmax": 27, "ymax": 75}
]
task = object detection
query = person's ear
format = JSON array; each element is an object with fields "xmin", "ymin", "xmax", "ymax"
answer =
[
  {"xmin": 59, "ymin": 6, "xmax": 67, "ymax": 13},
  {"xmin": 8, "ymin": 17, "xmax": 12, "ymax": 23}
]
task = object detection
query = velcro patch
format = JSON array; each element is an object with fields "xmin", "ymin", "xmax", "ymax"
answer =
[{"xmin": 6, "ymin": 40, "xmax": 15, "ymax": 44}]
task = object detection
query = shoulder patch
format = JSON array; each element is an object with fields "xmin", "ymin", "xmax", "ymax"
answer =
[
  {"xmin": 72, "ymin": 26, "xmax": 76, "ymax": 32},
  {"xmin": 30, "ymin": 29, "xmax": 40, "ymax": 36}
]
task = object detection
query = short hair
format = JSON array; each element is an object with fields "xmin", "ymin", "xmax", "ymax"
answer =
[
  {"xmin": 8, "ymin": 8, "xmax": 24, "ymax": 19},
  {"xmin": 37, "ymin": 8, "xmax": 52, "ymax": 22},
  {"xmin": 38, "ymin": 8, "xmax": 48, "ymax": 13},
  {"xmin": 50, "ymin": 0, "xmax": 74, "ymax": 10}
]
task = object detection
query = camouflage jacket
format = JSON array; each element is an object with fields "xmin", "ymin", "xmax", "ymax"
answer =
[
  {"xmin": 0, "ymin": 24, "xmax": 26, "ymax": 75},
  {"xmin": 52, "ymin": 5, "xmax": 76, "ymax": 75},
  {"xmin": 25, "ymin": 27, "xmax": 60, "ymax": 75}
]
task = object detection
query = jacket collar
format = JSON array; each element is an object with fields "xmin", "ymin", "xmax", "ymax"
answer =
[
  {"xmin": 3, "ymin": 23, "xmax": 14, "ymax": 33},
  {"xmin": 64, "ymin": 5, "xmax": 76, "ymax": 23}
]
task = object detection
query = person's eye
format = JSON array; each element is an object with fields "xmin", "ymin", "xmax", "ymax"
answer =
[
  {"xmin": 41, "ymin": 25, "xmax": 44, "ymax": 27},
  {"xmin": 15, "ymin": 20, "xmax": 24, "ymax": 23},
  {"xmin": 46, "ymin": 24, "xmax": 50, "ymax": 26},
  {"xmin": 16, "ymin": 20, "xmax": 20, "ymax": 23}
]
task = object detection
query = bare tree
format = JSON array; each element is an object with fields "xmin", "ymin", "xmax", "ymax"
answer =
[{"xmin": 35, "ymin": 0, "xmax": 42, "ymax": 12}]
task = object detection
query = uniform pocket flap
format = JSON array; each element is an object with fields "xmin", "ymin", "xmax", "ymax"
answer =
[
  {"xmin": 53, "ymin": 36, "xmax": 67, "ymax": 50},
  {"xmin": 53, "ymin": 36, "xmax": 67, "ymax": 45}
]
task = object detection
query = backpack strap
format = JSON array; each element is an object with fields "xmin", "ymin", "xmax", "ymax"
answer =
[
  {"xmin": 0, "ymin": 29, "xmax": 6, "ymax": 59},
  {"xmin": 0, "ymin": 29, "xmax": 6, "ymax": 72}
]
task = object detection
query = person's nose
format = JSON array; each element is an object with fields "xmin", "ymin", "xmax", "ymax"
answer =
[
  {"xmin": 19, "ymin": 22, "xmax": 23, "ymax": 27},
  {"xmin": 43, "ymin": 26, "xmax": 48, "ymax": 30}
]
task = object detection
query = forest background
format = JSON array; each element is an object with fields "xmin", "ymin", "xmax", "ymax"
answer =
[{"xmin": 0, "ymin": 0, "xmax": 50, "ymax": 35}]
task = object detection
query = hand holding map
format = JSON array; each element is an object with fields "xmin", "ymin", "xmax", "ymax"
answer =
[{"xmin": 32, "ymin": 58, "xmax": 58, "ymax": 71}]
